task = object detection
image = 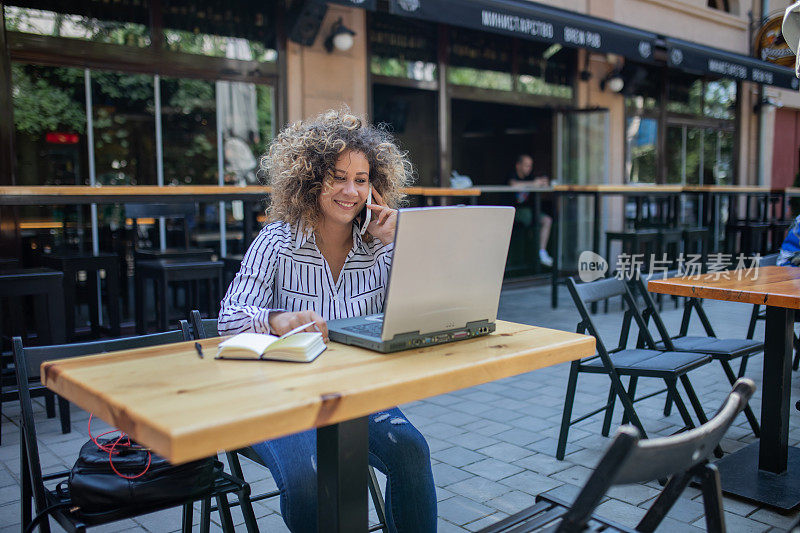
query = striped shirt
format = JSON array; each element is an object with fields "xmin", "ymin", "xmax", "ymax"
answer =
[{"xmin": 218, "ymin": 221, "xmax": 394, "ymax": 335}]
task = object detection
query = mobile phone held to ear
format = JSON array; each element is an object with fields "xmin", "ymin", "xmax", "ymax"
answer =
[{"xmin": 359, "ymin": 185, "xmax": 373, "ymax": 236}]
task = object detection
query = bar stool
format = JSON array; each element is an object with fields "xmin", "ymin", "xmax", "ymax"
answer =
[
  {"xmin": 657, "ymin": 228, "xmax": 683, "ymax": 266},
  {"xmin": 135, "ymin": 259, "xmax": 223, "ymax": 333},
  {"xmin": 0, "ymin": 268, "xmax": 67, "ymax": 444},
  {"xmin": 682, "ymin": 227, "xmax": 709, "ymax": 263},
  {"xmin": 769, "ymin": 219, "xmax": 793, "ymax": 253},
  {"xmin": 36, "ymin": 252, "xmax": 121, "ymax": 341},
  {"xmin": 726, "ymin": 221, "xmax": 770, "ymax": 256},
  {"xmin": 605, "ymin": 229, "xmax": 660, "ymax": 271}
]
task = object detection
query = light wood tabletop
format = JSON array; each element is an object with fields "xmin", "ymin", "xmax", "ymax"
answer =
[
  {"xmin": 41, "ymin": 320, "xmax": 594, "ymax": 464},
  {"xmin": 647, "ymin": 266, "xmax": 800, "ymax": 309}
]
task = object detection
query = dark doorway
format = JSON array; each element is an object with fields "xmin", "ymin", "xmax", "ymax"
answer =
[{"xmin": 451, "ymin": 99, "xmax": 553, "ymax": 185}]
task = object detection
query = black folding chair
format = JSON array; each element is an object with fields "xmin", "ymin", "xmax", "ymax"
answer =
[
  {"xmin": 558, "ymin": 277, "xmax": 714, "ymax": 460},
  {"xmin": 186, "ymin": 310, "xmax": 389, "ymax": 532},
  {"xmin": 633, "ymin": 273, "xmax": 763, "ymax": 437},
  {"xmin": 479, "ymin": 378, "xmax": 755, "ymax": 533},
  {"xmin": 14, "ymin": 331, "xmax": 257, "ymax": 533}
]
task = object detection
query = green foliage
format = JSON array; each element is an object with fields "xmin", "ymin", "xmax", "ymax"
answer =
[
  {"xmin": 12, "ymin": 64, "xmax": 86, "ymax": 136},
  {"xmin": 448, "ymin": 67, "xmax": 513, "ymax": 91}
]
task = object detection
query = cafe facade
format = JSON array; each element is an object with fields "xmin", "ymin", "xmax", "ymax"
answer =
[{"xmin": 1, "ymin": 0, "xmax": 798, "ymax": 256}]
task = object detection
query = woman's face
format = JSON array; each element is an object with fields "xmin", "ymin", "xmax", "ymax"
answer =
[{"xmin": 318, "ymin": 150, "xmax": 371, "ymax": 228}]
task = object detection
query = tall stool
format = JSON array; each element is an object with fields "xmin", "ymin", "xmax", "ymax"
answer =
[
  {"xmin": 135, "ymin": 259, "xmax": 223, "ymax": 333},
  {"xmin": 0, "ymin": 268, "xmax": 67, "ymax": 443},
  {"xmin": 0, "ymin": 268, "xmax": 65, "ymax": 347},
  {"xmin": 769, "ymin": 219, "xmax": 793, "ymax": 253},
  {"xmin": 657, "ymin": 228, "xmax": 683, "ymax": 267},
  {"xmin": 605, "ymin": 229, "xmax": 660, "ymax": 271},
  {"xmin": 36, "ymin": 252, "xmax": 121, "ymax": 341}
]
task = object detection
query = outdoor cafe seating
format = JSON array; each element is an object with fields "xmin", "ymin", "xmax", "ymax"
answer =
[
  {"xmin": 13, "ymin": 331, "xmax": 256, "ymax": 532},
  {"xmin": 479, "ymin": 379, "xmax": 754, "ymax": 533},
  {"xmin": 558, "ymin": 276, "xmax": 715, "ymax": 461}
]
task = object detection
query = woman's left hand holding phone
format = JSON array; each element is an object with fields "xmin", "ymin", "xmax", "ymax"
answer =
[{"xmin": 365, "ymin": 188, "xmax": 398, "ymax": 245}]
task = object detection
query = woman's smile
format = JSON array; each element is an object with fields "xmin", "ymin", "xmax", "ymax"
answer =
[{"xmin": 333, "ymin": 199, "xmax": 358, "ymax": 210}]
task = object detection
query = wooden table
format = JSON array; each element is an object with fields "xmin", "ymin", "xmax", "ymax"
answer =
[
  {"xmin": 41, "ymin": 320, "xmax": 594, "ymax": 532},
  {"xmin": 648, "ymin": 266, "xmax": 800, "ymax": 510}
]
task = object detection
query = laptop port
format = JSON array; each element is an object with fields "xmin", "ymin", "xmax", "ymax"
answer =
[{"xmin": 453, "ymin": 331, "xmax": 469, "ymax": 340}]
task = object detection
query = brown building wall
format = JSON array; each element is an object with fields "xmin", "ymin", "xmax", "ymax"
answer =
[{"xmin": 772, "ymin": 107, "xmax": 800, "ymax": 188}]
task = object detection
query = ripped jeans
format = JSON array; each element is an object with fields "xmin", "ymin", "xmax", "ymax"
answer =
[{"xmin": 250, "ymin": 407, "xmax": 437, "ymax": 533}]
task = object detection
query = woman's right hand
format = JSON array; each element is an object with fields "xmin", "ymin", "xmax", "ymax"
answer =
[{"xmin": 268, "ymin": 310, "xmax": 329, "ymax": 342}]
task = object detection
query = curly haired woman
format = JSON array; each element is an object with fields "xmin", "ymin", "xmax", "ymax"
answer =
[{"xmin": 218, "ymin": 109, "xmax": 437, "ymax": 533}]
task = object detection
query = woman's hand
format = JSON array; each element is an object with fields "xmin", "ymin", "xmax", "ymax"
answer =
[
  {"xmin": 268, "ymin": 310, "xmax": 329, "ymax": 342},
  {"xmin": 366, "ymin": 188, "xmax": 398, "ymax": 245}
]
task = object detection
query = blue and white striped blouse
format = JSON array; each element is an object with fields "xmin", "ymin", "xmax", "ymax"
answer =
[{"xmin": 218, "ymin": 221, "xmax": 394, "ymax": 335}]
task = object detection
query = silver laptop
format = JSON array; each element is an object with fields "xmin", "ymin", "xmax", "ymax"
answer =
[{"xmin": 328, "ymin": 205, "xmax": 515, "ymax": 353}]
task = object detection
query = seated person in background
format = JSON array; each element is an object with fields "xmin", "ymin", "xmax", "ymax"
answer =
[
  {"xmin": 507, "ymin": 153, "xmax": 554, "ymax": 267},
  {"xmin": 218, "ymin": 109, "xmax": 436, "ymax": 533},
  {"xmin": 779, "ymin": 214, "xmax": 800, "ymax": 266}
]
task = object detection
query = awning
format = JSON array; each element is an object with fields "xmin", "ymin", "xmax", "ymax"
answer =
[
  {"xmin": 328, "ymin": 0, "xmax": 377, "ymax": 9},
  {"xmin": 665, "ymin": 37, "xmax": 799, "ymax": 90},
  {"xmin": 388, "ymin": 0, "xmax": 659, "ymax": 64},
  {"xmin": 387, "ymin": 0, "xmax": 799, "ymax": 90}
]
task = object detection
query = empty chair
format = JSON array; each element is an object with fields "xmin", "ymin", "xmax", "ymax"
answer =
[
  {"xmin": 633, "ymin": 273, "xmax": 763, "ymax": 437},
  {"xmin": 479, "ymin": 379, "xmax": 755, "ymax": 533},
  {"xmin": 13, "ymin": 331, "xmax": 256, "ymax": 532},
  {"xmin": 185, "ymin": 310, "xmax": 389, "ymax": 533},
  {"xmin": 558, "ymin": 276, "xmax": 714, "ymax": 460}
]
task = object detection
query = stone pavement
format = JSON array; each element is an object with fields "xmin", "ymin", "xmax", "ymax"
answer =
[{"xmin": 2, "ymin": 282, "xmax": 799, "ymax": 532}]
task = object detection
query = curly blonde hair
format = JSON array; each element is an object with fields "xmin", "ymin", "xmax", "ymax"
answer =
[{"xmin": 262, "ymin": 108, "xmax": 414, "ymax": 231}]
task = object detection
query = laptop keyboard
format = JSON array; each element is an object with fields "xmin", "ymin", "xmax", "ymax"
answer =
[{"xmin": 342, "ymin": 322, "xmax": 383, "ymax": 336}]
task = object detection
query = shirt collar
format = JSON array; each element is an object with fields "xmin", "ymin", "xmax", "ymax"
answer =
[
  {"xmin": 293, "ymin": 222, "xmax": 368, "ymax": 253},
  {"xmin": 293, "ymin": 223, "xmax": 314, "ymax": 250}
]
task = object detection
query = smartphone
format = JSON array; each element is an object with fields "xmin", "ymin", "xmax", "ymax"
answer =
[{"xmin": 359, "ymin": 185, "xmax": 373, "ymax": 236}]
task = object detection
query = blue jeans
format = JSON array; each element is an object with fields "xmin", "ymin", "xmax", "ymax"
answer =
[{"xmin": 251, "ymin": 407, "xmax": 436, "ymax": 533}]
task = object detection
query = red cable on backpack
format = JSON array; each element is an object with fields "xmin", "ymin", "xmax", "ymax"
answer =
[{"xmin": 88, "ymin": 413, "xmax": 152, "ymax": 480}]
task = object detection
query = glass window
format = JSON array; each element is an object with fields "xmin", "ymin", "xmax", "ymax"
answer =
[
  {"xmin": 369, "ymin": 12, "xmax": 437, "ymax": 82},
  {"xmin": 704, "ymin": 79, "xmax": 736, "ymax": 119},
  {"xmin": 164, "ymin": 32, "xmax": 276, "ymax": 62},
  {"xmin": 625, "ymin": 116, "xmax": 658, "ymax": 183},
  {"xmin": 685, "ymin": 127, "xmax": 702, "ymax": 185},
  {"xmin": 12, "ymin": 63, "xmax": 87, "ymax": 186},
  {"xmin": 370, "ymin": 57, "xmax": 437, "ymax": 82},
  {"xmin": 667, "ymin": 75, "xmax": 703, "ymax": 116},
  {"xmin": 665, "ymin": 125, "xmax": 684, "ymax": 184},
  {"xmin": 447, "ymin": 67, "xmax": 514, "ymax": 91},
  {"xmin": 4, "ymin": 6, "xmax": 150, "ymax": 46},
  {"xmin": 161, "ymin": 77, "xmax": 218, "ymax": 186},
  {"xmin": 92, "ymin": 71, "xmax": 156, "ymax": 186},
  {"xmin": 703, "ymin": 128, "xmax": 734, "ymax": 184}
]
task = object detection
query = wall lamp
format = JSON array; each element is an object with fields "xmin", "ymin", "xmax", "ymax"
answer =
[
  {"xmin": 324, "ymin": 18, "xmax": 356, "ymax": 53},
  {"xmin": 600, "ymin": 69, "xmax": 625, "ymax": 93}
]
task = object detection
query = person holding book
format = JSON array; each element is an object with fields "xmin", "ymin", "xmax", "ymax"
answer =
[{"xmin": 218, "ymin": 108, "xmax": 436, "ymax": 533}]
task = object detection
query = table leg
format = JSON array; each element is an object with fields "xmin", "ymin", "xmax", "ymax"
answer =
[
  {"xmin": 714, "ymin": 305, "xmax": 800, "ymax": 510},
  {"xmin": 760, "ymin": 306, "xmax": 793, "ymax": 473},
  {"xmin": 317, "ymin": 416, "xmax": 369, "ymax": 533}
]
